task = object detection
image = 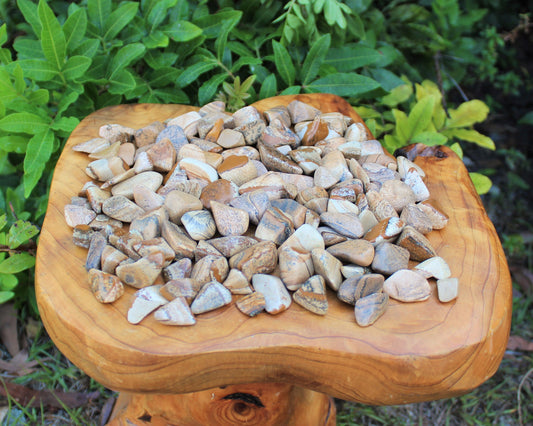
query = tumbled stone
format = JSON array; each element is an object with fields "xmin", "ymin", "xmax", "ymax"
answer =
[
  {"xmin": 229, "ymin": 191, "xmax": 270, "ymax": 225},
  {"xmin": 135, "ymin": 121, "xmax": 165, "ymax": 147},
  {"xmin": 318, "ymin": 226, "xmax": 347, "ymax": 246},
  {"xmin": 234, "ymin": 120, "xmax": 267, "ymax": 145},
  {"xmin": 270, "ymin": 199, "xmax": 307, "ymax": 229},
  {"xmin": 366, "ymin": 190, "xmax": 398, "ymax": 221},
  {"xmin": 437, "ymin": 277, "xmax": 459, "ymax": 302},
  {"xmin": 233, "ymin": 106, "xmax": 262, "ymax": 127},
  {"xmin": 261, "ymin": 122, "xmax": 299, "ymax": 148},
  {"xmin": 99, "ymin": 123, "xmax": 135, "ymax": 144},
  {"xmin": 329, "ymin": 179, "xmax": 364, "ymax": 203},
  {"xmin": 116, "ymin": 253, "xmax": 164, "ymax": 289},
  {"xmin": 155, "ymin": 125, "xmax": 189, "ymax": 153},
  {"xmin": 396, "ymin": 225, "xmax": 436, "ymax": 261},
  {"xmin": 100, "ymin": 168, "xmax": 136, "ymax": 189},
  {"xmin": 154, "ymin": 297, "xmax": 196, "ymax": 325},
  {"xmin": 217, "ymin": 128, "xmax": 245, "ymax": 148},
  {"xmin": 88, "ymin": 269, "xmax": 124, "ymax": 303},
  {"xmin": 179, "ymin": 157, "xmax": 218, "ymax": 182},
  {"xmin": 301, "ymin": 116, "xmax": 330, "ymax": 146},
  {"xmin": 163, "ymin": 258, "xmax": 192, "ymax": 281},
  {"xmin": 341, "ymin": 264, "xmax": 367, "ymax": 279},
  {"xmin": 191, "ymin": 254, "xmax": 229, "ymax": 287},
  {"xmin": 383, "ymin": 269, "xmax": 431, "ymax": 302},
  {"xmin": 379, "ymin": 179, "xmax": 416, "ymax": 212},
  {"xmin": 111, "ymin": 171, "xmax": 163, "ymax": 199},
  {"xmin": 415, "ymin": 256, "xmax": 451, "ymax": 280},
  {"xmin": 73, "ymin": 137, "xmax": 110, "ymax": 154},
  {"xmin": 72, "ymin": 225, "xmax": 95, "ymax": 248},
  {"xmin": 133, "ymin": 237, "xmax": 175, "ymax": 265},
  {"xmin": 327, "ymin": 239, "xmax": 374, "ymax": 266},
  {"xmin": 127, "ymin": 285, "xmax": 167, "ymax": 324},
  {"xmin": 347, "ymin": 158, "xmax": 371, "ymax": 191},
  {"xmin": 223, "ymin": 268, "xmax": 253, "ymax": 295},
  {"xmin": 190, "ymin": 281, "xmax": 232, "ymax": 314},
  {"xmin": 229, "ymin": 241, "xmax": 277, "ymax": 280},
  {"xmin": 161, "ymin": 220, "xmax": 196, "ymax": 258},
  {"xmin": 279, "ymin": 245, "xmax": 314, "ymax": 290},
  {"xmin": 418, "ymin": 200, "xmax": 449, "ymax": 230},
  {"xmin": 164, "ymin": 190, "xmax": 203, "ymax": 224},
  {"xmin": 358, "ymin": 209, "xmax": 379, "ymax": 234},
  {"xmin": 218, "ymin": 155, "xmax": 258, "ymax": 186},
  {"xmin": 320, "ymin": 212, "xmax": 364, "ymax": 239},
  {"xmin": 85, "ymin": 232, "xmax": 107, "ymax": 271},
  {"xmin": 296, "ymin": 186, "xmax": 328, "ymax": 205},
  {"xmin": 399, "ymin": 203, "xmax": 433, "ymax": 235},
  {"xmin": 209, "ymin": 236, "xmax": 257, "ymax": 258},
  {"xmin": 314, "ymin": 151, "xmax": 346, "ymax": 189},
  {"xmin": 364, "ymin": 217, "xmax": 405, "ymax": 245},
  {"xmin": 404, "ymin": 167, "xmax": 430, "ymax": 202},
  {"xmin": 160, "ymin": 278, "xmax": 198, "ymax": 303},
  {"xmin": 64, "ymin": 204, "xmax": 97, "ymax": 228},
  {"xmin": 287, "ymin": 100, "xmax": 320, "ymax": 123},
  {"xmin": 258, "ymin": 143, "xmax": 303, "ymax": 174},
  {"xmin": 210, "ymin": 201, "xmax": 249, "ymax": 236},
  {"xmin": 194, "ymin": 240, "xmax": 223, "ymax": 261},
  {"xmin": 293, "ymin": 275, "xmax": 328, "ymax": 315},
  {"xmin": 355, "ymin": 292, "xmax": 388, "ymax": 327},
  {"xmin": 86, "ymin": 157, "xmax": 128, "ymax": 182},
  {"xmin": 311, "ymin": 248, "xmax": 342, "ymax": 291},
  {"xmin": 305, "ymin": 198, "xmax": 329, "ymax": 215},
  {"xmin": 133, "ymin": 185, "xmax": 164, "ymax": 212},
  {"xmin": 108, "ymin": 231, "xmax": 143, "ymax": 260},
  {"xmin": 236, "ymin": 292, "xmax": 266, "ymax": 317},
  {"xmin": 238, "ymin": 172, "xmax": 289, "ymax": 199},
  {"xmin": 147, "ymin": 138, "xmax": 176, "ymax": 172},
  {"xmin": 279, "ymin": 224, "xmax": 325, "ymax": 254},
  {"xmin": 199, "ymin": 179, "xmax": 239, "ymax": 209},
  {"xmin": 252, "ymin": 274, "xmax": 291, "ymax": 315},
  {"xmin": 396, "ymin": 155, "xmax": 425, "ymax": 179},
  {"xmin": 371, "ymin": 242, "xmax": 409, "ymax": 275},
  {"xmin": 255, "ymin": 207, "xmax": 294, "ymax": 245},
  {"xmin": 86, "ymin": 186, "xmax": 111, "ymax": 214},
  {"xmin": 327, "ymin": 199, "xmax": 360, "ymax": 216},
  {"xmin": 102, "ymin": 195, "xmax": 144, "ymax": 222},
  {"xmin": 264, "ymin": 106, "xmax": 291, "ymax": 127},
  {"xmin": 289, "ymin": 147, "xmax": 322, "ymax": 174}
]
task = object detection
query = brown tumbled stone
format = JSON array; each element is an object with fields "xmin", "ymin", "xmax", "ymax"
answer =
[
  {"xmin": 229, "ymin": 241, "xmax": 278, "ymax": 280},
  {"xmin": 116, "ymin": 253, "xmax": 164, "ymax": 289},
  {"xmin": 191, "ymin": 254, "xmax": 229, "ymax": 287},
  {"xmin": 293, "ymin": 275, "xmax": 328, "ymax": 315},
  {"xmin": 236, "ymin": 292, "xmax": 266, "ymax": 317},
  {"xmin": 154, "ymin": 297, "xmax": 196, "ymax": 326},
  {"xmin": 327, "ymin": 239, "xmax": 374, "ymax": 266},
  {"xmin": 320, "ymin": 212, "xmax": 364, "ymax": 239},
  {"xmin": 311, "ymin": 248, "xmax": 342, "ymax": 291},
  {"xmin": 371, "ymin": 242, "xmax": 410, "ymax": 275},
  {"xmin": 396, "ymin": 225, "xmax": 436, "ymax": 261},
  {"xmin": 209, "ymin": 236, "xmax": 258, "ymax": 258},
  {"xmin": 279, "ymin": 245, "xmax": 314, "ymax": 290},
  {"xmin": 160, "ymin": 278, "xmax": 198, "ymax": 303},
  {"xmin": 355, "ymin": 292, "xmax": 388, "ymax": 327},
  {"xmin": 223, "ymin": 269, "xmax": 253, "ymax": 295},
  {"xmin": 255, "ymin": 207, "xmax": 294, "ymax": 245},
  {"xmin": 88, "ymin": 269, "xmax": 124, "ymax": 303},
  {"xmin": 190, "ymin": 281, "xmax": 232, "ymax": 314},
  {"xmin": 383, "ymin": 269, "xmax": 431, "ymax": 302},
  {"xmin": 199, "ymin": 179, "xmax": 239, "ymax": 209},
  {"xmin": 210, "ymin": 201, "xmax": 249, "ymax": 236}
]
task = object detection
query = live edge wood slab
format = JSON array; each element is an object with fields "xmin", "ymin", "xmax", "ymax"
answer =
[{"xmin": 36, "ymin": 94, "xmax": 512, "ymax": 410}]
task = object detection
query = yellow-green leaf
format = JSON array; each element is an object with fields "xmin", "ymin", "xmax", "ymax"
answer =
[
  {"xmin": 0, "ymin": 253, "xmax": 35, "ymax": 274},
  {"xmin": 449, "ymin": 142, "xmax": 463, "ymax": 158},
  {"xmin": 469, "ymin": 172, "xmax": 492, "ymax": 195},
  {"xmin": 23, "ymin": 129, "xmax": 54, "ymax": 197},
  {"xmin": 410, "ymin": 131, "xmax": 447, "ymax": 146},
  {"xmin": 447, "ymin": 100, "xmax": 489, "ymax": 128},
  {"xmin": 444, "ymin": 128, "xmax": 495, "ymax": 150},
  {"xmin": 392, "ymin": 108, "xmax": 409, "ymax": 143},
  {"xmin": 406, "ymin": 95, "xmax": 435, "ymax": 140}
]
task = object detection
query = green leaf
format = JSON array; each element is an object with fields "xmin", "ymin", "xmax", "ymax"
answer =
[
  {"xmin": 17, "ymin": 0, "xmax": 42, "ymax": 37},
  {"xmin": 13, "ymin": 39, "xmax": 45, "ymax": 60},
  {"xmin": 8, "ymin": 220, "xmax": 39, "ymax": 249},
  {"xmin": 149, "ymin": 67, "xmax": 181, "ymax": 88},
  {"xmin": 443, "ymin": 128, "xmax": 495, "ymax": 150},
  {"xmin": 87, "ymin": 0, "xmax": 112, "ymax": 33},
  {"xmin": 469, "ymin": 172, "xmax": 492, "ymax": 195},
  {"xmin": 0, "ymin": 136, "xmax": 29, "ymax": 154},
  {"xmin": 62, "ymin": 56, "xmax": 92, "ymax": 80},
  {"xmin": 231, "ymin": 57, "xmax": 262, "ymax": 73},
  {"xmin": 164, "ymin": 20, "xmax": 203, "ymax": 42},
  {"xmin": 24, "ymin": 129, "xmax": 54, "ymax": 197},
  {"xmin": 0, "ymin": 291, "xmax": 15, "ymax": 304},
  {"xmin": 406, "ymin": 95, "xmax": 436, "ymax": 140},
  {"xmin": 13, "ymin": 64, "xmax": 25, "ymax": 94},
  {"xmin": 51, "ymin": 116, "xmax": 79, "ymax": 133},
  {"xmin": 381, "ymin": 83, "xmax": 413, "ymax": 107},
  {"xmin": 146, "ymin": 0, "xmax": 176, "ymax": 28},
  {"xmin": 38, "ymin": 0, "xmax": 67, "ymax": 71},
  {"xmin": 410, "ymin": 131, "xmax": 447, "ymax": 146},
  {"xmin": 367, "ymin": 68, "xmax": 404, "ymax": 91},
  {"xmin": 176, "ymin": 60, "xmax": 217, "ymax": 88},
  {"xmin": 280, "ymin": 85, "xmax": 301, "ymax": 95},
  {"xmin": 0, "ymin": 253, "xmax": 35, "ymax": 274},
  {"xmin": 28, "ymin": 89, "xmax": 49, "ymax": 106},
  {"xmin": 194, "ymin": 10, "xmax": 242, "ymax": 39},
  {"xmin": 198, "ymin": 73, "xmax": 227, "ymax": 105},
  {"xmin": 0, "ymin": 274, "xmax": 18, "ymax": 291},
  {"xmin": 305, "ymin": 73, "xmax": 380, "ymax": 97},
  {"xmin": 383, "ymin": 134, "xmax": 403, "ymax": 153},
  {"xmin": 149, "ymin": 89, "xmax": 189, "ymax": 104},
  {"xmin": 0, "ymin": 24, "xmax": 7, "ymax": 45},
  {"xmin": 447, "ymin": 100, "xmax": 489, "ymax": 128},
  {"xmin": 142, "ymin": 31, "xmax": 169, "ymax": 49},
  {"xmin": 392, "ymin": 108, "xmax": 409, "ymax": 143},
  {"xmin": 72, "ymin": 39, "xmax": 100, "ymax": 58},
  {"xmin": 0, "ymin": 215, "xmax": 6, "ymax": 231},
  {"xmin": 301, "ymin": 34, "xmax": 330, "ymax": 85},
  {"xmin": 108, "ymin": 69, "xmax": 136, "ymax": 94},
  {"xmin": 272, "ymin": 40, "xmax": 296, "ymax": 86},
  {"xmin": 0, "ymin": 113, "xmax": 50, "ymax": 134},
  {"xmin": 324, "ymin": 45, "xmax": 381, "ymax": 72},
  {"xmin": 108, "ymin": 43, "xmax": 145, "ymax": 78},
  {"xmin": 63, "ymin": 8, "xmax": 87, "ymax": 52},
  {"xmin": 259, "ymin": 74, "xmax": 277, "ymax": 99},
  {"xmin": 518, "ymin": 111, "xmax": 533, "ymax": 125},
  {"xmin": 57, "ymin": 90, "xmax": 80, "ymax": 117},
  {"xmin": 103, "ymin": 2, "xmax": 139, "ymax": 41},
  {"xmin": 449, "ymin": 142, "xmax": 463, "ymax": 159}
]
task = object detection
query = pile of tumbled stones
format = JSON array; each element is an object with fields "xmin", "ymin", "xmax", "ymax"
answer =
[{"xmin": 64, "ymin": 100, "xmax": 458, "ymax": 327}]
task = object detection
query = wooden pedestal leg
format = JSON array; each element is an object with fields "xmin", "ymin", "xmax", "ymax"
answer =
[{"xmin": 107, "ymin": 383, "xmax": 336, "ymax": 426}]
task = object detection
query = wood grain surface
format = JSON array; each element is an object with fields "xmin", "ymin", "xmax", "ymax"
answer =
[{"xmin": 35, "ymin": 94, "xmax": 512, "ymax": 404}]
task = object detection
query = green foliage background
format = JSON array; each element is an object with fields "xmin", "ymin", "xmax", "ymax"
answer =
[{"xmin": 0, "ymin": 0, "xmax": 525, "ymax": 310}]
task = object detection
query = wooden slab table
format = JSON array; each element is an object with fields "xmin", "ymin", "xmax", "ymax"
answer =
[{"xmin": 35, "ymin": 94, "xmax": 512, "ymax": 425}]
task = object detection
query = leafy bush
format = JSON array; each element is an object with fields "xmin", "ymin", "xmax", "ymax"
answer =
[{"xmin": 0, "ymin": 0, "xmax": 512, "ymax": 308}]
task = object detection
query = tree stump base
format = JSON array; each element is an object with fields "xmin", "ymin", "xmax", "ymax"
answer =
[{"xmin": 107, "ymin": 383, "xmax": 335, "ymax": 425}]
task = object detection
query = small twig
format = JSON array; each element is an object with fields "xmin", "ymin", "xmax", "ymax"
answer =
[
  {"xmin": 434, "ymin": 51, "xmax": 449, "ymax": 118},
  {"xmin": 502, "ymin": 14, "xmax": 532, "ymax": 43},
  {"xmin": 443, "ymin": 69, "xmax": 469, "ymax": 103},
  {"xmin": 8, "ymin": 202, "xmax": 18, "ymax": 221},
  {"xmin": 517, "ymin": 367, "xmax": 533, "ymax": 426}
]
